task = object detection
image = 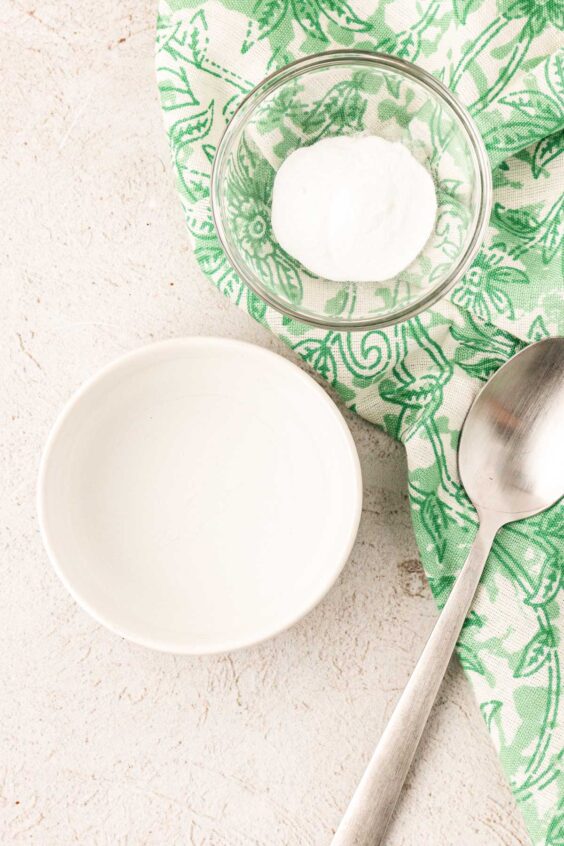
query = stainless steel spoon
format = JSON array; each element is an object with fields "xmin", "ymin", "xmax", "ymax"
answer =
[{"xmin": 332, "ymin": 336, "xmax": 564, "ymax": 846}]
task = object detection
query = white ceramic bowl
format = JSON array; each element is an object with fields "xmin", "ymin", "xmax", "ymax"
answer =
[{"xmin": 38, "ymin": 338, "xmax": 362, "ymax": 654}]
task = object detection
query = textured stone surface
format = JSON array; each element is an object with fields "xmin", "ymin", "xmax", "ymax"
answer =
[{"xmin": 0, "ymin": 2, "xmax": 529, "ymax": 843}]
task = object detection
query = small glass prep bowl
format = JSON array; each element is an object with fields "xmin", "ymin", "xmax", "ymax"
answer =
[{"xmin": 211, "ymin": 51, "xmax": 492, "ymax": 331}]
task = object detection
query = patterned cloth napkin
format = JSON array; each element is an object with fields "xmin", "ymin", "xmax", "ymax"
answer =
[{"xmin": 155, "ymin": 2, "xmax": 563, "ymax": 842}]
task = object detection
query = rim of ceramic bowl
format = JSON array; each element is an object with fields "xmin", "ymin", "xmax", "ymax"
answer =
[{"xmin": 211, "ymin": 49, "xmax": 493, "ymax": 331}]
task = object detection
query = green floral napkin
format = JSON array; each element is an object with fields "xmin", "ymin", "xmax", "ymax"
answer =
[{"xmin": 156, "ymin": 2, "xmax": 564, "ymax": 842}]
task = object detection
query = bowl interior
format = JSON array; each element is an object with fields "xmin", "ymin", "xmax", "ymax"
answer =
[
  {"xmin": 212, "ymin": 55, "xmax": 487, "ymax": 329},
  {"xmin": 38, "ymin": 339, "xmax": 362, "ymax": 653}
]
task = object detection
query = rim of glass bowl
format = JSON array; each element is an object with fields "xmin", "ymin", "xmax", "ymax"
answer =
[{"xmin": 211, "ymin": 50, "xmax": 492, "ymax": 331}]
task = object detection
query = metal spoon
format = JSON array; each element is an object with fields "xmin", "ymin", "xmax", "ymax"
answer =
[{"xmin": 332, "ymin": 336, "xmax": 564, "ymax": 846}]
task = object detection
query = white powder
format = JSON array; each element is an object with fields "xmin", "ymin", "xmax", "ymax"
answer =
[{"xmin": 271, "ymin": 135, "xmax": 437, "ymax": 283}]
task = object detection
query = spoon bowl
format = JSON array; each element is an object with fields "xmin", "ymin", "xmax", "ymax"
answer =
[{"xmin": 460, "ymin": 336, "xmax": 564, "ymax": 519}]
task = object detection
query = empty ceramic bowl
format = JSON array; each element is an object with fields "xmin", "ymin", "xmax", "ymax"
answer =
[{"xmin": 38, "ymin": 338, "xmax": 362, "ymax": 653}]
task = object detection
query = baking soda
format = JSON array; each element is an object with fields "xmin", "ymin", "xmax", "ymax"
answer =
[{"xmin": 271, "ymin": 135, "xmax": 437, "ymax": 282}]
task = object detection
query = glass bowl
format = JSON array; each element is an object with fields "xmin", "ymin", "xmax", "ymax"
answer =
[{"xmin": 211, "ymin": 50, "xmax": 492, "ymax": 331}]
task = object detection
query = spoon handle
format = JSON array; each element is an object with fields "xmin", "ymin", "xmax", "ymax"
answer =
[{"xmin": 331, "ymin": 519, "xmax": 498, "ymax": 846}]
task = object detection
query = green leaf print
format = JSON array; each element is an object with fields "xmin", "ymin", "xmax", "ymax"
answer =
[
  {"xmin": 194, "ymin": 239, "xmax": 242, "ymax": 299},
  {"xmin": 448, "ymin": 15, "xmax": 508, "ymax": 92},
  {"xmin": 455, "ymin": 356, "xmax": 505, "ymax": 380},
  {"xmin": 185, "ymin": 209, "xmax": 215, "ymax": 240},
  {"xmin": 452, "ymin": 247, "xmax": 529, "ymax": 322},
  {"xmin": 542, "ymin": 507, "xmax": 564, "ymax": 540},
  {"xmin": 195, "ymin": 241, "xmax": 230, "ymax": 277},
  {"xmin": 452, "ymin": 0, "xmax": 476, "ymax": 24},
  {"xmin": 383, "ymin": 75, "xmax": 401, "ymax": 98},
  {"xmin": 242, "ymin": 0, "xmax": 288, "ymax": 54},
  {"xmin": 493, "ymin": 205, "xmax": 540, "ymax": 238},
  {"xmin": 503, "ymin": 0, "xmax": 563, "ymax": 32},
  {"xmin": 525, "ymin": 553, "xmax": 562, "ymax": 607},
  {"xmin": 169, "ymin": 101, "xmax": 215, "ymax": 148},
  {"xmin": 246, "ymin": 289, "xmax": 267, "ymax": 322},
  {"xmin": 428, "ymin": 575, "xmax": 455, "ymax": 608},
  {"xmin": 501, "ymin": 0, "xmax": 530, "ymax": 18},
  {"xmin": 499, "ymin": 90, "xmax": 562, "ymax": 122},
  {"xmin": 293, "ymin": 0, "xmax": 327, "ymax": 42},
  {"xmin": 319, "ymin": 0, "xmax": 371, "ymax": 32},
  {"xmin": 463, "ymin": 610, "xmax": 485, "ymax": 629},
  {"xmin": 450, "ymin": 314, "xmax": 521, "ymax": 360},
  {"xmin": 175, "ymin": 159, "xmax": 210, "ymax": 203},
  {"xmin": 378, "ymin": 97, "xmax": 415, "ymax": 127},
  {"xmin": 273, "ymin": 252, "xmax": 303, "ymax": 303},
  {"xmin": 481, "ymin": 699, "xmax": 503, "ymax": 731},
  {"xmin": 301, "ymin": 78, "xmax": 368, "ymax": 136},
  {"xmin": 515, "ymin": 628, "xmax": 555, "ymax": 678},
  {"xmin": 496, "ymin": 196, "xmax": 564, "ymax": 263},
  {"xmin": 380, "ymin": 372, "xmax": 446, "ymax": 438},
  {"xmin": 186, "ymin": 9, "xmax": 209, "ymax": 68},
  {"xmin": 458, "ymin": 643, "xmax": 487, "ymax": 675},
  {"xmin": 160, "ymin": 10, "xmax": 253, "ymax": 94},
  {"xmin": 325, "ymin": 289, "xmax": 348, "ymax": 316},
  {"xmin": 293, "ymin": 335, "xmax": 339, "ymax": 385},
  {"xmin": 202, "ymin": 144, "xmax": 216, "ymax": 164},
  {"xmin": 547, "ymin": 812, "xmax": 564, "ymax": 846},
  {"xmin": 470, "ymin": 18, "xmax": 535, "ymax": 116},
  {"xmin": 484, "ymin": 120, "xmax": 555, "ymax": 152},
  {"xmin": 158, "ymin": 65, "xmax": 199, "ymax": 110},
  {"xmin": 280, "ymin": 314, "xmax": 308, "ymax": 338},
  {"xmin": 488, "ymin": 266, "xmax": 529, "ymax": 285},
  {"xmin": 380, "ymin": 374, "xmax": 440, "ymax": 410},
  {"xmin": 543, "ymin": 197, "xmax": 564, "ymax": 262},
  {"xmin": 333, "ymin": 380, "xmax": 356, "ymax": 404},
  {"xmin": 421, "ymin": 493, "xmax": 448, "ymax": 562},
  {"xmin": 532, "ymin": 129, "xmax": 564, "ymax": 177},
  {"xmin": 241, "ymin": 0, "xmax": 372, "ymax": 53},
  {"xmin": 546, "ymin": 50, "xmax": 564, "ymax": 102},
  {"xmin": 375, "ymin": 2, "xmax": 440, "ymax": 63},
  {"xmin": 255, "ymin": 81, "xmax": 305, "ymax": 133},
  {"xmin": 528, "ymin": 314, "xmax": 550, "ymax": 341},
  {"xmin": 158, "ymin": 12, "xmax": 208, "ymax": 69}
]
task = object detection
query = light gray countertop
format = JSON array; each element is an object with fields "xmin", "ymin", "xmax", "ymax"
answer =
[{"xmin": 1, "ymin": 1, "xmax": 528, "ymax": 842}]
